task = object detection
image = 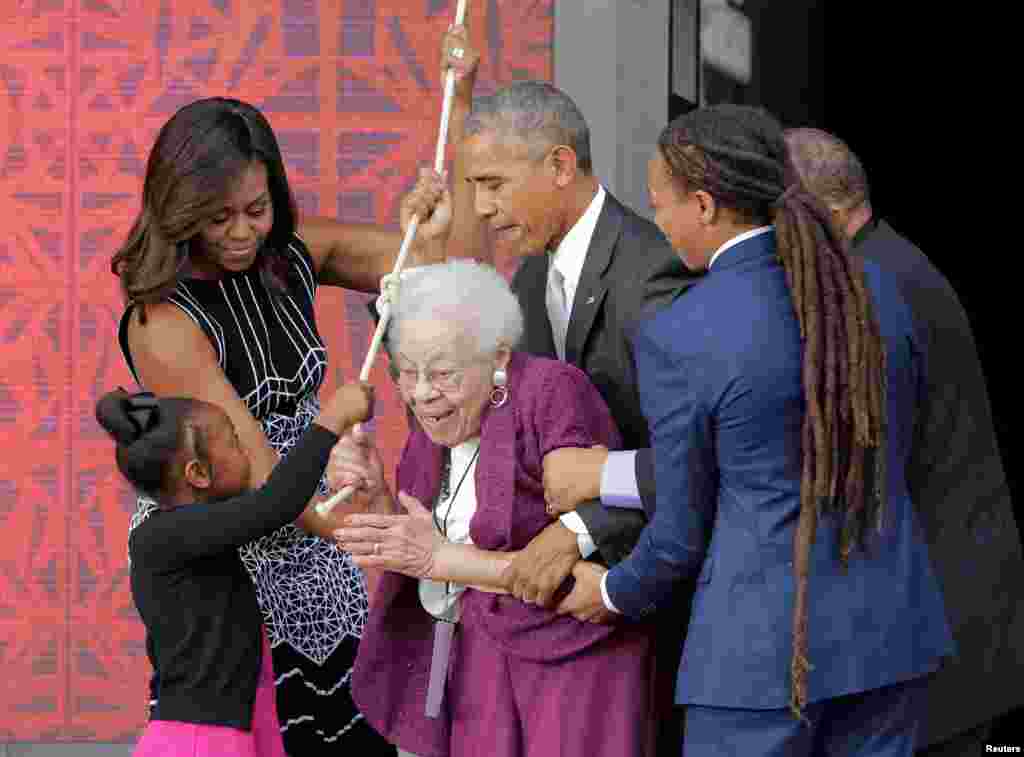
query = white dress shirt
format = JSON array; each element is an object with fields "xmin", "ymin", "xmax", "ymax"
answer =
[
  {"xmin": 548, "ymin": 185, "xmax": 607, "ymax": 312},
  {"xmin": 419, "ymin": 437, "xmax": 480, "ymax": 621},
  {"xmin": 547, "ymin": 186, "xmax": 607, "ymax": 558}
]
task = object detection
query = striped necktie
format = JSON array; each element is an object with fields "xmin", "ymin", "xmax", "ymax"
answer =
[{"xmin": 545, "ymin": 262, "xmax": 569, "ymax": 360}]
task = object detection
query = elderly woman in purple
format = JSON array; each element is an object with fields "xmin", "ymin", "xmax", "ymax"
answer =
[{"xmin": 329, "ymin": 260, "xmax": 654, "ymax": 757}]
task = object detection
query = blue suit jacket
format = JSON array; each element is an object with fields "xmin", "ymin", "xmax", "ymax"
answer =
[{"xmin": 605, "ymin": 229, "xmax": 954, "ymax": 709}]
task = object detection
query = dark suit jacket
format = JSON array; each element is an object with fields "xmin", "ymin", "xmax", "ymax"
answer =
[
  {"xmin": 607, "ymin": 229, "xmax": 954, "ymax": 707},
  {"xmin": 510, "ymin": 190, "xmax": 699, "ymax": 564},
  {"xmin": 854, "ymin": 219, "xmax": 1024, "ymax": 747}
]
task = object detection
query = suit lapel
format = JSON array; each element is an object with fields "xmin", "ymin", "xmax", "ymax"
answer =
[
  {"xmin": 564, "ymin": 195, "xmax": 622, "ymax": 365},
  {"xmin": 514, "ymin": 255, "xmax": 558, "ymax": 358}
]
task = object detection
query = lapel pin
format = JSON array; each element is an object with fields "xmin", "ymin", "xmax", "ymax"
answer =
[{"xmin": 585, "ymin": 295, "xmax": 596, "ymax": 304}]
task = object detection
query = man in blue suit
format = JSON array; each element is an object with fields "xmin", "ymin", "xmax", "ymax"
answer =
[{"xmin": 560, "ymin": 105, "xmax": 954, "ymax": 756}]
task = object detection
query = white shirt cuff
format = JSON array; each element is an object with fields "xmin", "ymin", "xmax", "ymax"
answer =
[
  {"xmin": 559, "ymin": 512, "xmax": 598, "ymax": 559},
  {"xmin": 600, "ymin": 570, "xmax": 621, "ymax": 614}
]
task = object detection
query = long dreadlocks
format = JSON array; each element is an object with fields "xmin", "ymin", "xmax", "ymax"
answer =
[{"xmin": 656, "ymin": 105, "xmax": 887, "ymax": 720}]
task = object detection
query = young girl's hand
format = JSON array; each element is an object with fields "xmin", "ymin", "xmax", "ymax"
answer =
[{"xmin": 319, "ymin": 382, "xmax": 374, "ymax": 433}]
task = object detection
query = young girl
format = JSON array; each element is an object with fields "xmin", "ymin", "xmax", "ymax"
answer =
[{"xmin": 96, "ymin": 382, "xmax": 373, "ymax": 756}]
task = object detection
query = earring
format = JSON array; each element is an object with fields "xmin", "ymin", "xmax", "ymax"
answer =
[{"xmin": 489, "ymin": 368, "xmax": 509, "ymax": 408}]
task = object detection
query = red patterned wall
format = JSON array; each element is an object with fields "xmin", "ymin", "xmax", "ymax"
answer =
[{"xmin": 0, "ymin": 0, "xmax": 551, "ymax": 742}]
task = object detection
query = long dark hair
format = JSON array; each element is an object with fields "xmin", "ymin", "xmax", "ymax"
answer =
[
  {"xmin": 657, "ymin": 105, "xmax": 887, "ymax": 720},
  {"xmin": 111, "ymin": 98, "xmax": 298, "ymax": 319},
  {"xmin": 95, "ymin": 388, "xmax": 208, "ymax": 502}
]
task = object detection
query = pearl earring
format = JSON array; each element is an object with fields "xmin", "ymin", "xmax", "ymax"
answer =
[{"xmin": 490, "ymin": 368, "xmax": 509, "ymax": 408}]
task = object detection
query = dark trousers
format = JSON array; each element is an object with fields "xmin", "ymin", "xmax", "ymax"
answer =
[
  {"xmin": 915, "ymin": 721, "xmax": 992, "ymax": 757},
  {"xmin": 684, "ymin": 676, "xmax": 930, "ymax": 757}
]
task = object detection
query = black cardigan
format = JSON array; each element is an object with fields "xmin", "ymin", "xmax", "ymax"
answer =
[{"xmin": 129, "ymin": 423, "xmax": 338, "ymax": 730}]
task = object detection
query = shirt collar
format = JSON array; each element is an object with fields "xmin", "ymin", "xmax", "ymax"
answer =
[
  {"xmin": 549, "ymin": 185, "xmax": 606, "ymax": 307},
  {"xmin": 707, "ymin": 225, "xmax": 774, "ymax": 270}
]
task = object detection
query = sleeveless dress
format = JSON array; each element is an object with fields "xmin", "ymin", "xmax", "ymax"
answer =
[{"xmin": 119, "ymin": 235, "xmax": 395, "ymax": 755}]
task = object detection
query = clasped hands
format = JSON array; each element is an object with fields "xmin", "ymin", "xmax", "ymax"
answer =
[{"xmin": 326, "ymin": 432, "xmax": 614, "ymax": 622}]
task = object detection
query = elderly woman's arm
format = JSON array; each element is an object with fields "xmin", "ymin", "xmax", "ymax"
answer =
[{"xmin": 333, "ymin": 490, "xmax": 515, "ymax": 592}]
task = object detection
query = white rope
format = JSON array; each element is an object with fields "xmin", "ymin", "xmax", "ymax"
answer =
[{"xmin": 317, "ymin": 0, "xmax": 469, "ymax": 518}]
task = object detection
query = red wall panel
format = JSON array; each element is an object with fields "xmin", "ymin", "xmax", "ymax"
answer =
[{"xmin": 0, "ymin": 0, "xmax": 551, "ymax": 741}]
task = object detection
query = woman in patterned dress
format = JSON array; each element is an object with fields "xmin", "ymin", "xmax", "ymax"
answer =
[{"xmin": 109, "ymin": 82, "xmax": 463, "ymax": 753}]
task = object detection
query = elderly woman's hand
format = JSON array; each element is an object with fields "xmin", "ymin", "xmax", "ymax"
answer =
[
  {"xmin": 326, "ymin": 426, "xmax": 386, "ymax": 501},
  {"xmin": 334, "ymin": 491, "xmax": 442, "ymax": 579}
]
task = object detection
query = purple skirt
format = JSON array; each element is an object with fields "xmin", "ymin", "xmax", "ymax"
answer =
[{"xmin": 133, "ymin": 629, "xmax": 286, "ymax": 757}]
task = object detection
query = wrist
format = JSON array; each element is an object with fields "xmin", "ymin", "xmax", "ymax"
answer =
[
  {"xmin": 588, "ymin": 449, "xmax": 609, "ymax": 500},
  {"xmin": 429, "ymin": 540, "xmax": 455, "ymax": 580},
  {"xmin": 553, "ymin": 519, "xmax": 584, "ymax": 555},
  {"xmin": 313, "ymin": 416, "xmax": 346, "ymax": 436},
  {"xmin": 454, "ymin": 79, "xmax": 476, "ymax": 107}
]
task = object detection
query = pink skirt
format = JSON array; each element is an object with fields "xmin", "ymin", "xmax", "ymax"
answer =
[{"xmin": 133, "ymin": 629, "xmax": 285, "ymax": 757}]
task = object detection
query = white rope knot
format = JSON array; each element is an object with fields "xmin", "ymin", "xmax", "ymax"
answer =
[{"xmin": 375, "ymin": 272, "xmax": 401, "ymax": 316}]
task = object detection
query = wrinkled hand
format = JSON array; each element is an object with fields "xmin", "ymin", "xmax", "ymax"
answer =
[
  {"xmin": 440, "ymin": 23, "xmax": 480, "ymax": 103},
  {"xmin": 542, "ymin": 445, "xmax": 608, "ymax": 515},
  {"xmin": 326, "ymin": 425, "xmax": 385, "ymax": 500},
  {"xmin": 334, "ymin": 491, "xmax": 441, "ymax": 578},
  {"xmin": 401, "ymin": 166, "xmax": 452, "ymax": 248},
  {"xmin": 557, "ymin": 561, "xmax": 616, "ymax": 624},
  {"xmin": 502, "ymin": 521, "xmax": 580, "ymax": 607}
]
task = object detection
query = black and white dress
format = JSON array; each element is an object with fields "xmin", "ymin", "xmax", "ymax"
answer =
[{"xmin": 119, "ymin": 235, "xmax": 394, "ymax": 755}]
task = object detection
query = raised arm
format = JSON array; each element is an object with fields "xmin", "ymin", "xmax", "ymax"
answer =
[
  {"xmin": 298, "ymin": 214, "xmax": 446, "ymax": 293},
  {"xmin": 444, "ymin": 23, "xmax": 491, "ymax": 265},
  {"xmin": 124, "ymin": 304, "xmax": 359, "ymax": 539},
  {"xmin": 132, "ymin": 384, "xmax": 373, "ymax": 573},
  {"xmin": 133, "ymin": 425, "xmax": 337, "ymax": 573}
]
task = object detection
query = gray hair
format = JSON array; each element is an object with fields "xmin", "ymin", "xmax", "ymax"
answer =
[
  {"xmin": 464, "ymin": 81, "xmax": 593, "ymax": 174},
  {"xmin": 783, "ymin": 128, "xmax": 871, "ymax": 211},
  {"xmin": 387, "ymin": 260, "xmax": 524, "ymax": 358}
]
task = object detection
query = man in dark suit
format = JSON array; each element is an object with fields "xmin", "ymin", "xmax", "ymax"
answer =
[
  {"xmin": 447, "ymin": 79, "xmax": 698, "ymax": 755},
  {"xmin": 455, "ymin": 80, "xmax": 699, "ymax": 562},
  {"xmin": 785, "ymin": 127, "xmax": 1024, "ymax": 756}
]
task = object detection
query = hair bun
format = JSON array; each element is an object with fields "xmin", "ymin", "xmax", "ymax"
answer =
[{"xmin": 95, "ymin": 388, "xmax": 161, "ymax": 446}]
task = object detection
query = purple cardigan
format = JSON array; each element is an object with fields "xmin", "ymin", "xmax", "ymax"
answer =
[{"xmin": 352, "ymin": 352, "xmax": 624, "ymax": 756}]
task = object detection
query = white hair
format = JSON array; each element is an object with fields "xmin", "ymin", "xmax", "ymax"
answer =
[{"xmin": 388, "ymin": 260, "xmax": 524, "ymax": 357}]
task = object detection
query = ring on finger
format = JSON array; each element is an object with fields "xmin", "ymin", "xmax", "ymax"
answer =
[{"xmin": 450, "ymin": 46, "xmax": 465, "ymax": 59}]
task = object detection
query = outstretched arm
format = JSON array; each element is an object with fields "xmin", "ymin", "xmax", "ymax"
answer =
[
  {"xmin": 334, "ymin": 490, "xmax": 515, "ymax": 592},
  {"xmin": 133, "ymin": 384, "xmax": 373, "ymax": 573},
  {"xmin": 124, "ymin": 303, "xmax": 363, "ymax": 540}
]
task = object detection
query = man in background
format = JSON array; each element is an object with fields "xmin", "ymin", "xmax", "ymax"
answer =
[{"xmin": 785, "ymin": 127, "xmax": 1024, "ymax": 756}]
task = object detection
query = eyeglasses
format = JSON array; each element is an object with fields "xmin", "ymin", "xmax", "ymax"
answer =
[
  {"xmin": 394, "ymin": 365, "xmax": 466, "ymax": 393},
  {"xmin": 393, "ymin": 355, "xmax": 490, "ymax": 393}
]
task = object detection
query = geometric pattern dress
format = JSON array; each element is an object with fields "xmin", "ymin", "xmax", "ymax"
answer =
[{"xmin": 119, "ymin": 234, "xmax": 395, "ymax": 755}]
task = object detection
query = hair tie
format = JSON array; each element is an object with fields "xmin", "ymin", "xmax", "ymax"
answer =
[{"xmin": 123, "ymin": 391, "xmax": 161, "ymax": 440}]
